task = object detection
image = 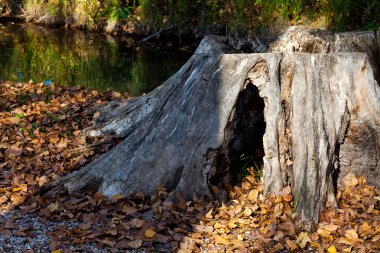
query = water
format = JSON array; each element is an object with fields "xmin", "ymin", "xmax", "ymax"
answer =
[{"xmin": 0, "ymin": 23, "xmax": 192, "ymax": 96}]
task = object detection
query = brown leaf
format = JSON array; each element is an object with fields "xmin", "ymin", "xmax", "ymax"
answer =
[
  {"xmin": 122, "ymin": 205, "xmax": 137, "ymax": 215},
  {"xmin": 342, "ymin": 173, "xmax": 358, "ymax": 188},
  {"xmin": 78, "ymin": 222, "xmax": 92, "ymax": 230},
  {"xmin": 155, "ymin": 234, "xmax": 171, "ymax": 243},
  {"xmin": 286, "ymin": 239, "xmax": 298, "ymax": 251},
  {"xmin": 7, "ymin": 148, "xmax": 23, "ymax": 157},
  {"xmin": 6, "ymin": 117, "xmax": 20, "ymax": 124},
  {"xmin": 11, "ymin": 195, "xmax": 25, "ymax": 205},
  {"xmin": 99, "ymin": 239, "xmax": 115, "ymax": 247},
  {"xmin": 130, "ymin": 218, "xmax": 144, "ymax": 228},
  {"xmin": 115, "ymin": 239, "xmax": 130, "ymax": 249},
  {"xmin": 193, "ymin": 224, "xmax": 213, "ymax": 233},
  {"xmin": 0, "ymin": 195, "xmax": 8, "ymax": 204},
  {"xmin": 0, "ymin": 229, "xmax": 12, "ymax": 236},
  {"xmin": 127, "ymin": 240, "xmax": 142, "ymax": 249},
  {"xmin": 47, "ymin": 202, "xmax": 59, "ymax": 213}
]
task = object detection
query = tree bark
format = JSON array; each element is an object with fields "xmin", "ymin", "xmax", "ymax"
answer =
[{"xmin": 55, "ymin": 28, "xmax": 380, "ymax": 225}]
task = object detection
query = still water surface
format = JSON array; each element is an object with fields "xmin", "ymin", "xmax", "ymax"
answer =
[{"xmin": 0, "ymin": 23, "xmax": 191, "ymax": 96}]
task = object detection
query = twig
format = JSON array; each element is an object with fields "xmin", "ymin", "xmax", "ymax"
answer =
[
  {"xmin": 8, "ymin": 0, "xmax": 26, "ymax": 14},
  {"xmin": 68, "ymin": 140, "xmax": 111, "ymax": 152},
  {"xmin": 139, "ymin": 20, "xmax": 189, "ymax": 44}
]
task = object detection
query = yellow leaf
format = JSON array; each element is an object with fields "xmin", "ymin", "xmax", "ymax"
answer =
[
  {"xmin": 324, "ymin": 223, "xmax": 338, "ymax": 232},
  {"xmin": 317, "ymin": 227, "xmax": 333, "ymax": 239},
  {"xmin": 12, "ymin": 187, "xmax": 22, "ymax": 192},
  {"xmin": 357, "ymin": 176, "xmax": 366, "ymax": 185},
  {"xmin": 145, "ymin": 229, "xmax": 156, "ymax": 238},
  {"xmin": 213, "ymin": 222, "xmax": 225, "ymax": 229},
  {"xmin": 214, "ymin": 235, "xmax": 230, "ymax": 245},
  {"xmin": 359, "ymin": 222, "xmax": 374, "ymax": 236},
  {"xmin": 309, "ymin": 241, "xmax": 321, "ymax": 249},
  {"xmin": 111, "ymin": 193, "xmax": 124, "ymax": 201},
  {"xmin": 227, "ymin": 222, "xmax": 237, "ymax": 229},
  {"xmin": 327, "ymin": 245, "xmax": 337, "ymax": 253},
  {"xmin": 247, "ymin": 189, "xmax": 258, "ymax": 201},
  {"xmin": 343, "ymin": 246, "xmax": 352, "ymax": 252},
  {"xmin": 283, "ymin": 194, "xmax": 293, "ymax": 202},
  {"xmin": 243, "ymin": 207, "xmax": 252, "ymax": 217},
  {"xmin": 345, "ymin": 229, "xmax": 358, "ymax": 240},
  {"xmin": 205, "ymin": 208, "xmax": 213, "ymax": 220},
  {"xmin": 51, "ymin": 250, "xmax": 61, "ymax": 253},
  {"xmin": 296, "ymin": 231, "xmax": 310, "ymax": 249},
  {"xmin": 231, "ymin": 239, "xmax": 245, "ymax": 248}
]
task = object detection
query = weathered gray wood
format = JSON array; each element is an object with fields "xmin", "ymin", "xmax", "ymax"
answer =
[
  {"xmin": 60, "ymin": 39, "xmax": 283, "ymax": 199},
  {"xmin": 283, "ymin": 53, "xmax": 379, "ymax": 223},
  {"xmin": 55, "ymin": 29, "xmax": 380, "ymax": 225}
]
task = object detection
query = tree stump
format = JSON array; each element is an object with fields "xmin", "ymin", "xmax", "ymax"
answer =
[{"xmin": 55, "ymin": 28, "xmax": 380, "ymax": 225}]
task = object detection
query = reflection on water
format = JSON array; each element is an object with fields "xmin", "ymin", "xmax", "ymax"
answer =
[{"xmin": 0, "ymin": 23, "xmax": 191, "ymax": 96}]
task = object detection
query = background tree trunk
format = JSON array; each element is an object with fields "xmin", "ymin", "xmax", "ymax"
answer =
[{"xmin": 55, "ymin": 28, "xmax": 380, "ymax": 225}]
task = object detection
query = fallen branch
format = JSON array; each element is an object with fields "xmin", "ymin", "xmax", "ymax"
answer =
[
  {"xmin": 67, "ymin": 140, "xmax": 112, "ymax": 152},
  {"xmin": 8, "ymin": 0, "xmax": 26, "ymax": 14},
  {"xmin": 139, "ymin": 20, "xmax": 188, "ymax": 44}
]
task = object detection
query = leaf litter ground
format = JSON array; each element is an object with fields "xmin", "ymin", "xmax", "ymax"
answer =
[{"xmin": 0, "ymin": 81, "xmax": 379, "ymax": 253}]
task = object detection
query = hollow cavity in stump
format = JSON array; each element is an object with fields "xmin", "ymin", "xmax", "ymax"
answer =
[{"xmin": 228, "ymin": 83, "xmax": 266, "ymax": 183}]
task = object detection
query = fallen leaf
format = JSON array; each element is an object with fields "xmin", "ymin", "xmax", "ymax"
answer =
[
  {"xmin": 122, "ymin": 205, "xmax": 137, "ymax": 215},
  {"xmin": 327, "ymin": 245, "xmax": 337, "ymax": 253},
  {"xmin": 214, "ymin": 235, "xmax": 230, "ymax": 245},
  {"xmin": 130, "ymin": 218, "xmax": 144, "ymax": 228},
  {"xmin": 193, "ymin": 224, "xmax": 213, "ymax": 233},
  {"xmin": 47, "ymin": 203, "xmax": 59, "ymax": 212},
  {"xmin": 11, "ymin": 195, "xmax": 25, "ymax": 205},
  {"xmin": 111, "ymin": 193, "xmax": 124, "ymax": 201},
  {"xmin": 297, "ymin": 231, "xmax": 310, "ymax": 248},
  {"xmin": 247, "ymin": 190, "xmax": 259, "ymax": 201},
  {"xmin": 345, "ymin": 229, "xmax": 359, "ymax": 241},
  {"xmin": 7, "ymin": 117, "xmax": 20, "ymax": 124},
  {"xmin": 145, "ymin": 229, "xmax": 156, "ymax": 238},
  {"xmin": 115, "ymin": 239, "xmax": 130, "ymax": 249},
  {"xmin": 342, "ymin": 173, "xmax": 358, "ymax": 188},
  {"xmin": 286, "ymin": 239, "xmax": 298, "ymax": 251},
  {"xmin": 127, "ymin": 240, "xmax": 142, "ymax": 249}
]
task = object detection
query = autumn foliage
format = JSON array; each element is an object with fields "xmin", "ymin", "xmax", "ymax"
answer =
[{"xmin": 0, "ymin": 82, "xmax": 379, "ymax": 252}]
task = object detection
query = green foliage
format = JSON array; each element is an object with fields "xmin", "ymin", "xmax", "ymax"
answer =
[
  {"xmin": 230, "ymin": 154, "xmax": 263, "ymax": 184},
  {"xmin": 100, "ymin": 0, "xmax": 133, "ymax": 21},
  {"xmin": 5, "ymin": 0, "xmax": 380, "ymax": 34}
]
